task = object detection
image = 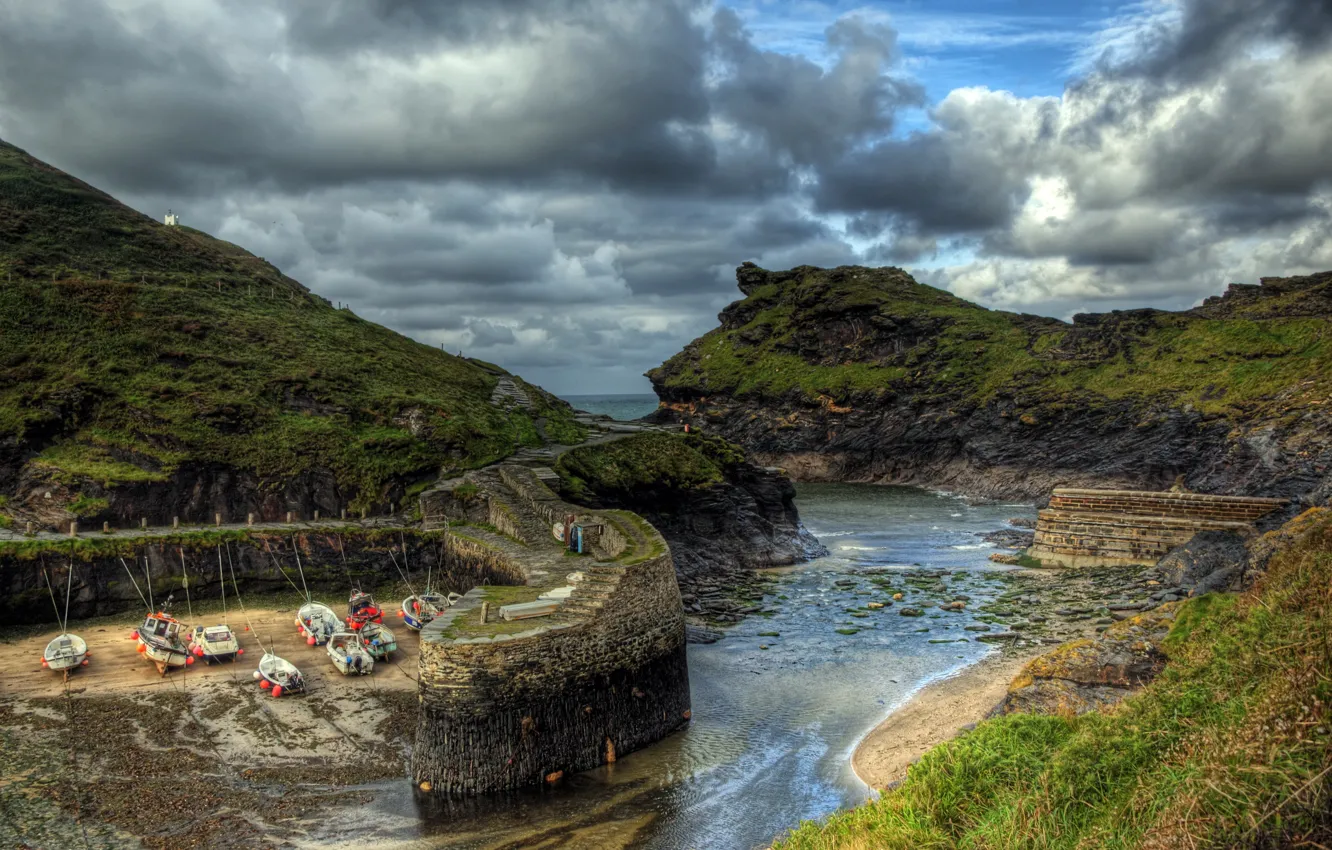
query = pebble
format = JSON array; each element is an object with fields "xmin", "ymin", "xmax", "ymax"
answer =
[{"xmin": 964, "ymin": 624, "xmax": 990, "ymax": 632}]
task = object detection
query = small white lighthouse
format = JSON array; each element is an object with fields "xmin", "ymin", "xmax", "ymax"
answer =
[{"xmin": 164, "ymin": 209, "xmax": 180, "ymax": 226}]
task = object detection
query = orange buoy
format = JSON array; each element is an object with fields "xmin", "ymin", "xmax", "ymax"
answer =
[
  {"xmin": 186, "ymin": 656, "xmax": 195, "ymax": 665},
  {"xmin": 137, "ymin": 644, "xmax": 147, "ymax": 653},
  {"xmin": 271, "ymin": 686, "xmax": 282, "ymax": 698},
  {"xmin": 260, "ymin": 679, "xmax": 271, "ymax": 689}
]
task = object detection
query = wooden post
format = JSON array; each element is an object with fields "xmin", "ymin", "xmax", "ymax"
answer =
[
  {"xmin": 341, "ymin": 508, "xmax": 347, "ymax": 520},
  {"xmin": 286, "ymin": 511, "xmax": 293, "ymax": 524},
  {"xmin": 140, "ymin": 517, "xmax": 147, "ymax": 529},
  {"xmin": 26, "ymin": 522, "xmax": 33, "ymax": 535},
  {"xmin": 173, "ymin": 516, "xmax": 179, "ymax": 529},
  {"xmin": 247, "ymin": 513, "xmax": 254, "ymax": 527},
  {"xmin": 479, "ymin": 602, "xmax": 489, "ymax": 625},
  {"xmin": 103, "ymin": 521, "xmax": 110, "ymax": 533},
  {"xmin": 314, "ymin": 510, "xmax": 320, "ymax": 521},
  {"xmin": 69, "ymin": 522, "xmax": 77, "ymax": 538}
]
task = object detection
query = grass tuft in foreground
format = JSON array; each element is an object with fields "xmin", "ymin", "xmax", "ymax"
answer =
[{"xmin": 777, "ymin": 510, "xmax": 1332, "ymax": 850}]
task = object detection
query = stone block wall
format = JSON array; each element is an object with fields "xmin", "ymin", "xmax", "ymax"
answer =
[
  {"xmin": 411, "ymin": 464, "xmax": 690, "ymax": 797},
  {"xmin": 1031, "ymin": 488, "xmax": 1287, "ymax": 567}
]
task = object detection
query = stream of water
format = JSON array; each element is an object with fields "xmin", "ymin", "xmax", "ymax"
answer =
[{"xmin": 313, "ymin": 483, "xmax": 1034, "ymax": 850}]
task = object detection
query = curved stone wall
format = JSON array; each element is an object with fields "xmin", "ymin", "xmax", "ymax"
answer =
[{"xmin": 411, "ymin": 464, "xmax": 691, "ymax": 797}]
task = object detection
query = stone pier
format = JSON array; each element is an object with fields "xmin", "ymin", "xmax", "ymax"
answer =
[
  {"xmin": 411, "ymin": 464, "xmax": 690, "ymax": 797},
  {"xmin": 1029, "ymin": 488, "xmax": 1288, "ymax": 567}
]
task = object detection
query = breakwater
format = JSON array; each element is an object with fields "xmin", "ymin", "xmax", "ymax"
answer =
[
  {"xmin": 412, "ymin": 464, "xmax": 690, "ymax": 797},
  {"xmin": 1030, "ymin": 488, "xmax": 1288, "ymax": 567}
]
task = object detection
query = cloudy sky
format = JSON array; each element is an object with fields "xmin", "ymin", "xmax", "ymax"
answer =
[{"xmin": 2, "ymin": 0, "xmax": 1330, "ymax": 394}]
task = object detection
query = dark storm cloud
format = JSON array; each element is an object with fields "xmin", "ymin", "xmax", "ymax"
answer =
[
  {"xmin": 1110, "ymin": 0, "xmax": 1332, "ymax": 82},
  {"xmin": 711, "ymin": 9, "xmax": 924, "ymax": 166}
]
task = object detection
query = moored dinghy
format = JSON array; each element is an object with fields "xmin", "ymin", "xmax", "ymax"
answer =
[
  {"xmin": 346, "ymin": 588, "xmax": 383, "ymax": 630},
  {"xmin": 43, "ymin": 633, "xmax": 88, "ymax": 674},
  {"xmin": 40, "ymin": 565, "xmax": 90, "ymax": 676},
  {"xmin": 327, "ymin": 632, "xmax": 374, "ymax": 675},
  {"xmin": 189, "ymin": 624, "xmax": 240, "ymax": 663},
  {"xmin": 296, "ymin": 602, "xmax": 340, "ymax": 646},
  {"xmin": 253, "ymin": 651, "xmax": 305, "ymax": 698},
  {"xmin": 400, "ymin": 591, "xmax": 462, "ymax": 631},
  {"xmin": 360, "ymin": 620, "xmax": 398, "ymax": 659}
]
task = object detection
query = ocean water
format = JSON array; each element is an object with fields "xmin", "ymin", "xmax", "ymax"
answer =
[
  {"xmin": 316, "ymin": 484, "xmax": 1036, "ymax": 850},
  {"xmin": 561, "ymin": 393, "xmax": 660, "ymax": 421}
]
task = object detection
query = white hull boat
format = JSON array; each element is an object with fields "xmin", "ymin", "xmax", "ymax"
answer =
[
  {"xmin": 135, "ymin": 608, "xmax": 191, "ymax": 675},
  {"xmin": 189, "ymin": 624, "xmax": 242, "ymax": 663},
  {"xmin": 327, "ymin": 632, "xmax": 375, "ymax": 676},
  {"xmin": 43, "ymin": 633, "xmax": 89, "ymax": 675},
  {"xmin": 360, "ymin": 621, "xmax": 398, "ymax": 660},
  {"xmin": 254, "ymin": 651, "xmax": 305, "ymax": 697},
  {"xmin": 296, "ymin": 602, "xmax": 340, "ymax": 646},
  {"xmin": 400, "ymin": 592, "xmax": 462, "ymax": 631}
]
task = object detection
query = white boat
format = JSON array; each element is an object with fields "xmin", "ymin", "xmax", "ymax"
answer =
[
  {"xmin": 189, "ymin": 624, "xmax": 241, "ymax": 663},
  {"xmin": 400, "ymin": 591, "xmax": 462, "ymax": 631},
  {"xmin": 296, "ymin": 602, "xmax": 340, "ymax": 646},
  {"xmin": 43, "ymin": 633, "xmax": 88, "ymax": 674},
  {"xmin": 360, "ymin": 620, "xmax": 398, "ymax": 659},
  {"xmin": 135, "ymin": 605, "xmax": 191, "ymax": 675},
  {"xmin": 327, "ymin": 632, "xmax": 375, "ymax": 676},
  {"xmin": 253, "ymin": 651, "xmax": 305, "ymax": 697}
]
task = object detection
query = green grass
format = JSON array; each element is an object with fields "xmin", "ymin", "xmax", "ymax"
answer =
[
  {"xmin": 776, "ymin": 508, "xmax": 1332, "ymax": 850},
  {"xmin": 554, "ymin": 432, "xmax": 730, "ymax": 502},
  {"xmin": 650, "ymin": 265, "xmax": 1332, "ymax": 415},
  {"xmin": 0, "ymin": 138, "xmax": 584, "ymax": 515}
]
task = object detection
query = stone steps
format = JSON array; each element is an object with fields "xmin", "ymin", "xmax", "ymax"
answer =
[{"xmin": 488, "ymin": 377, "xmax": 532, "ymax": 409}]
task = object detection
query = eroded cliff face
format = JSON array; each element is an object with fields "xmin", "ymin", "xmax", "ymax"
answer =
[
  {"xmin": 552, "ymin": 432, "xmax": 827, "ymax": 614},
  {"xmin": 648, "ymin": 263, "xmax": 1332, "ymax": 502}
]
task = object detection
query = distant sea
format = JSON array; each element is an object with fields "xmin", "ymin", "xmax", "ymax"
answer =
[{"xmin": 560, "ymin": 393, "xmax": 660, "ymax": 421}]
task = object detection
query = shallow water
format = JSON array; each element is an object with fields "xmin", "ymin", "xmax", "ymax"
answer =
[{"xmin": 309, "ymin": 484, "xmax": 1034, "ymax": 850}]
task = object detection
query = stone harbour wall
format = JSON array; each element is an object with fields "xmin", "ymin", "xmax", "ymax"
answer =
[
  {"xmin": 411, "ymin": 464, "xmax": 690, "ymax": 797},
  {"xmin": 1031, "ymin": 488, "xmax": 1288, "ymax": 567}
]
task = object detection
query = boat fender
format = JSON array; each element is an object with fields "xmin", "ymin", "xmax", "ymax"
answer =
[
  {"xmin": 82, "ymin": 659, "xmax": 89, "ymax": 666},
  {"xmin": 128, "ymin": 630, "xmax": 138, "ymax": 639},
  {"xmin": 237, "ymin": 648, "xmax": 244, "ymax": 655},
  {"xmin": 186, "ymin": 656, "xmax": 195, "ymax": 665},
  {"xmin": 137, "ymin": 644, "xmax": 147, "ymax": 653},
  {"xmin": 271, "ymin": 686, "xmax": 282, "ymax": 698},
  {"xmin": 41, "ymin": 658, "xmax": 48, "ymax": 666},
  {"xmin": 398, "ymin": 610, "xmax": 405, "ymax": 617},
  {"xmin": 261, "ymin": 679, "xmax": 271, "ymax": 689},
  {"xmin": 307, "ymin": 636, "xmax": 316, "ymax": 646},
  {"xmin": 252, "ymin": 670, "xmax": 261, "ymax": 680},
  {"xmin": 346, "ymin": 656, "xmax": 353, "ymax": 664}
]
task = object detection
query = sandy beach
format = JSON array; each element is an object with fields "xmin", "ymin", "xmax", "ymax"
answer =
[{"xmin": 851, "ymin": 646, "xmax": 1043, "ymax": 790}]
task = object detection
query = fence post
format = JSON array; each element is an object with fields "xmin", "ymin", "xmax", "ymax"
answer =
[
  {"xmin": 247, "ymin": 513, "xmax": 254, "ymax": 527},
  {"xmin": 141, "ymin": 517, "xmax": 147, "ymax": 529},
  {"xmin": 215, "ymin": 512, "xmax": 222, "ymax": 527},
  {"xmin": 69, "ymin": 521, "xmax": 77, "ymax": 538},
  {"xmin": 286, "ymin": 511, "xmax": 293, "ymax": 524},
  {"xmin": 173, "ymin": 517, "xmax": 179, "ymax": 529}
]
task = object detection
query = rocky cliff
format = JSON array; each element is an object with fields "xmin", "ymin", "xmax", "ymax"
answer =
[
  {"xmin": 553, "ymin": 432, "xmax": 826, "ymax": 617},
  {"xmin": 649, "ymin": 263, "xmax": 1332, "ymax": 502},
  {"xmin": 0, "ymin": 139, "xmax": 583, "ymax": 532}
]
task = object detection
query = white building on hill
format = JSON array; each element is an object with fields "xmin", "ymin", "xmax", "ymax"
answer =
[{"xmin": 164, "ymin": 209, "xmax": 180, "ymax": 226}]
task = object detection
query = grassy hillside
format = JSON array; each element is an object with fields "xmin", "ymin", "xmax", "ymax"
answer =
[
  {"xmin": 651, "ymin": 264, "xmax": 1332, "ymax": 419},
  {"xmin": 0, "ymin": 139, "xmax": 582, "ymax": 516},
  {"xmin": 554, "ymin": 432, "xmax": 744, "ymax": 502},
  {"xmin": 777, "ymin": 508, "xmax": 1332, "ymax": 849}
]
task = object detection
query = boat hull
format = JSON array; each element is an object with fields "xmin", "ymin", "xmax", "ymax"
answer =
[{"xmin": 44, "ymin": 634, "xmax": 88, "ymax": 672}]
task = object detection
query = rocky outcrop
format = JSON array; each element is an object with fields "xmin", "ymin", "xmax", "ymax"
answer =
[
  {"xmin": 552, "ymin": 434, "xmax": 826, "ymax": 620},
  {"xmin": 648, "ymin": 263, "xmax": 1332, "ymax": 502},
  {"xmin": 990, "ymin": 603, "xmax": 1182, "ymax": 717}
]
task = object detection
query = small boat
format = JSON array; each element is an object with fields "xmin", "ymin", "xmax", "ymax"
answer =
[
  {"xmin": 296, "ymin": 602, "xmax": 340, "ymax": 646},
  {"xmin": 135, "ymin": 602, "xmax": 192, "ymax": 675},
  {"xmin": 41, "ymin": 565, "xmax": 89, "ymax": 677},
  {"xmin": 360, "ymin": 620, "xmax": 398, "ymax": 659},
  {"xmin": 43, "ymin": 633, "xmax": 89, "ymax": 675},
  {"xmin": 400, "ymin": 591, "xmax": 462, "ymax": 631},
  {"xmin": 189, "ymin": 624, "xmax": 241, "ymax": 663},
  {"xmin": 346, "ymin": 589, "xmax": 384, "ymax": 630},
  {"xmin": 327, "ymin": 632, "xmax": 375, "ymax": 675},
  {"xmin": 253, "ymin": 651, "xmax": 305, "ymax": 697}
]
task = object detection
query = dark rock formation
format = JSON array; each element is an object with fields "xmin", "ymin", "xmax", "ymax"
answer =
[
  {"xmin": 990, "ymin": 603, "xmax": 1182, "ymax": 718},
  {"xmin": 648, "ymin": 263, "xmax": 1332, "ymax": 502},
  {"xmin": 1156, "ymin": 530, "xmax": 1250, "ymax": 593}
]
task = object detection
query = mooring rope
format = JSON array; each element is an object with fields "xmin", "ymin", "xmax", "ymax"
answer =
[{"xmin": 118, "ymin": 557, "xmax": 150, "ymax": 612}]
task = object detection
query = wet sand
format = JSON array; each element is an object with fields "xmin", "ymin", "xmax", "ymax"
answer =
[
  {"xmin": 0, "ymin": 604, "xmax": 421, "ymax": 849},
  {"xmin": 850, "ymin": 646, "xmax": 1044, "ymax": 790}
]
